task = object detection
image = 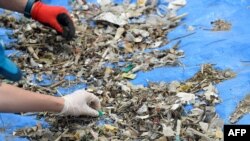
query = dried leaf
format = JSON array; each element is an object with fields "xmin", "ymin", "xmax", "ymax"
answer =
[{"xmin": 104, "ymin": 125, "xmax": 118, "ymax": 133}]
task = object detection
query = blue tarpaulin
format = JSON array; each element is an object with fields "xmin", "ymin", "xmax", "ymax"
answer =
[{"xmin": 1, "ymin": 0, "xmax": 250, "ymax": 140}]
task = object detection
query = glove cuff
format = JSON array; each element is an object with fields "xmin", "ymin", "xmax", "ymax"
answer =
[
  {"xmin": 24, "ymin": 0, "xmax": 39, "ymax": 18},
  {"xmin": 59, "ymin": 96, "xmax": 69, "ymax": 115}
]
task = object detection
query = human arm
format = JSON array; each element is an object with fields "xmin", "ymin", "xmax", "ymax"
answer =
[
  {"xmin": 0, "ymin": 0, "xmax": 27, "ymax": 13},
  {"xmin": 0, "ymin": 83, "xmax": 64, "ymax": 113},
  {"xmin": 0, "ymin": 83, "xmax": 101, "ymax": 116}
]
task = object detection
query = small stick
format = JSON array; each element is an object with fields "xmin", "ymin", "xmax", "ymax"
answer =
[
  {"xmin": 169, "ymin": 32, "xmax": 196, "ymax": 43},
  {"xmin": 169, "ymin": 13, "xmax": 188, "ymax": 21},
  {"xmin": 50, "ymin": 80, "xmax": 66, "ymax": 89},
  {"xmin": 55, "ymin": 128, "xmax": 69, "ymax": 141},
  {"xmin": 27, "ymin": 46, "xmax": 39, "ymax": 60}
]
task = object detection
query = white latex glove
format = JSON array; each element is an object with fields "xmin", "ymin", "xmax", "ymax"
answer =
[{"xmin": 60, "ymin": 89, "xmax": 101, "ymax": 117}]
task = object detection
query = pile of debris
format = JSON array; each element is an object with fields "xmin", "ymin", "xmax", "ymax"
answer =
[
  {"xmin": 0, "ymin": 0, "xmax": 237, "ymax": 140},
  {"xmin": 0, "ymin": 0, "xmax": 187, "ymax": 94},
  {"xmin": 230, "ymin": 94, "xmax": 250, "ymax": 124},
  {"xmin": 13, "ymin": 64, "xmax": 235, "ymax": 141},
  {"xmin": 211, "ymin": 19, "xmax": 232, "ymax": 31}
]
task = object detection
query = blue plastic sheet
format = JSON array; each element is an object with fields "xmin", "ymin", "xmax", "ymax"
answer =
[
  {"xmin": 131, "ymin": 0, "xmax": 250, "ymax": 124},
  {"xmin": 1, "ymin": 0, "xmax": 250, "ymax": 140}
]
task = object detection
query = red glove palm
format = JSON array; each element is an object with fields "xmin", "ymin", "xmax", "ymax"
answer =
[{"xmin": 31, "ymin": 2, "xmax": 75, "ymax": 40}]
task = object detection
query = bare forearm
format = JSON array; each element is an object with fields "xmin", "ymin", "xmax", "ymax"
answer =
[
  {"xmin": 0, "ymin": 83, "xmax": 64, "ymax": 113},
  {"xmin": 0, "ymin": 0, "xmax": 28, "ymax": 13}
]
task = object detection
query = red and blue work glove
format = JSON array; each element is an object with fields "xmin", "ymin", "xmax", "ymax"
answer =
[
  {"xmin": 0, "ymin": 1, "xmax": 76, "ymax": 81},
  {"xmin": 27, "ymin": 0, "xmax": 75, "ymax": 39}
]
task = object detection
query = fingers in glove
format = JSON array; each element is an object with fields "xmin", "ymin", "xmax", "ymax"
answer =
[
  {"xmin": 57, "ymin": 13, "xmax": 75, "ymax": 40},
  {"xmin": 88, "ymin": 94, "xmax": 101, "ymax": 110},
  {"xmin": 84, "ymin": 105, "xmax": 99, "ymax": 117}
]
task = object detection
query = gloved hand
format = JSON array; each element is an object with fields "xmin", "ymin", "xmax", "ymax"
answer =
[
  {"xmin": 60, "ymin": 89, "xmax": 101, "ymax": 117},
  {"xmin": 31, "ymin": 1, "xmax": 75, "ymax": 40}
]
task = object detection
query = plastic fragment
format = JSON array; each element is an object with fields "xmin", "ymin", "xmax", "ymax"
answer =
[
  {"xmin": 122, "ymin": 64, "xmax": 135, "ymax": 73},
  {"xmin": 175, "ymin": 136, "xmax": 181, "ymax": 141},
  {"xmin": 98, "ymin": 110, "xmax": 104, "ymax": 117},
  {"xmin": 94, "ymin": 12, "xmax": 127, "ymax": 26},
  {"xmin": 176, "ymin": 92, "xmax": 196, "ymax": 104},
  {"xmin": 136, "ymin": 115, "xmax": 150, "ymax": 120},
  {"xmin": 161, "ymin": 124, "xmax": 175, "ymax": 137},
  {"xmin": 122, "ymin": 73, "xmax": 137, "ymax": 79}
]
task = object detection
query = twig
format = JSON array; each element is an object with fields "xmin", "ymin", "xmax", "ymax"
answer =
[
  {"xmin": 50, "ymin": 80, "xmax": 66, "ymax": 89},
  {"xmin": 169, "ymin": 13, "xmax": 188, "ymax": 22},
  {"xmin": 176, "ymin": 120, "xmax": 181, "ymax": 136},
  {"xmin": 190, "ymin": 79, "xmax": 207, "ymax": 93},
  {"xmin": 169, "ymin": 32, "xmax": 196, "ymax": 43},
  {"xmin": 27, "ymin": 46, "xmax": 39, "ymax": 60},
  {"xmin": 51, "ymin": 62, "xmax": 68, "ymax": 67},
  {"xmin": 186, "ymin": 128, "xmax": 212, "ymax": 141},
  {"xmin": 55, "ymin": 128, "xmax": 69, "ymax": 141},
  {"xmin": 34, "ymin": 85, "xmax": 53, "ymax": 93},
  {"xmin": 74, "ymin": 53, "xmax": 81, "ymax": 64}
]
